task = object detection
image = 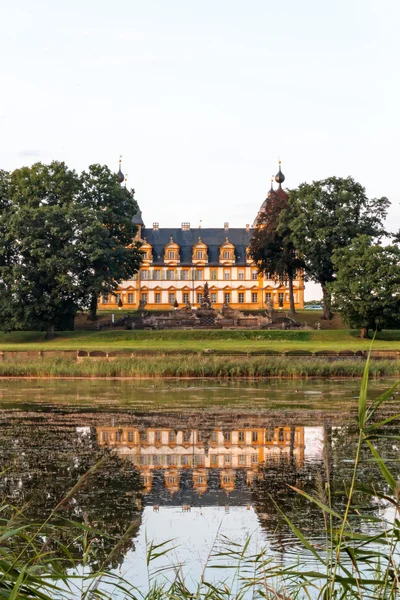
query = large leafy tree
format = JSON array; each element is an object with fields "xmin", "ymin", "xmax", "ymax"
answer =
[
  {"xmin": 249, "ymin": 189, "xmax": 304, "ymax": 316},
  {"xmin": 0, "ymin": 162, "xmax": 84, "ymax": 338},
  {"xmin": 289, "ymin": 177, "xmax": 389, "ymax": 320},
  {"xmin": 0, "ymin": 161, "xmax": 142, "ymax": 337},
  {"xmin": 330, "ymin": 235, "xmax": 400, "ymax": 338},
  {"xmin": 78, "ymin": 164, "xmax": 142, "ymax": 320}
]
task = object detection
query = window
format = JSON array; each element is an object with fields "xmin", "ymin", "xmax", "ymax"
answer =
[
  {"xmin": 238, "ymin": 292, "xmax": 244, "ymax": 303},
  {"xmin": 167, "ymin": 454, "xmax": 175, "ymax": 465},
  {"xmin": 155, "ymin": 431, "xmax": 161, "ymax": 442},
  {"xmin": 182, "ymin": 270, "xmax": 189, "ymax": 280},
  {"xmin": 140, "ymin": 431, "xmax": 147, "ymax": 442},
  {"xmin": 102, "ymin": 431, "xmax": 108, "ymax": 442},
  {"xmin": 223, "ymin": 432, "xmax": 231, "ymax": 442},
  {"xmin": 197, "ymin": 431, "xmax": 202, "ymax": 442},
  {"xmin": 238, "ymin": 270, "xmax": 244, "ymax": 280},
  {"xmin": 252, "ymin": 431, "xmax": 259, "ymax": 442},
  {"xmin": 224, "ymin": 293, "xmax": 231, "ymax": 304},
  {"xmin": 211, "ymin": 431, "xmax": 217, "ymax": 442},
  {"xmin": 183, "ymin": 431, "xmax": 191, "ymax": 442},
  {"xmin": 181, "ymin": 455, "xmax": 189, "ymax": 466},
  {"xmin": 196, "ymin": 475, "xmax": 205, "ymax": 484},
  {"xmin": 211, "ymin": 292, "xmax": 217, "ymax": 303},
  {"xmin": 224, "ymin": 475, "xmax": 232, "ymax": 484},
  {"xmin": 278, "ymin": 292, "xmax": 284, "ymax": 307},
  {"xmin": 252, "ymin": 271, "xmax": 258, "ymax": 280},
  {"xmin": 183, "ymin": 292, "xmax": 189, "ymax": 304},
  {"xmin": 195, "ymin": 269, "xmax": 202, "ymax": 280},
  {"xmin": 251, "ymin": 292, "xmax": 258, "ymax": 303},
  {"xmin": 166, "ymin": 270, "xmax": 174, "ymax": 280},
  {"xmin": 153, "ymin": 455, "xmax": 161, "ymax": 466},
  {"xmin": 196, "ymin": 250, "xmax": 203, "ymax": 259},
  {"xmin": 278, "ymin": 428, "xmax": 285, "ymax": 442},
  {"xmin": 168, "ymin": 250, "xmax": 175, "ymax": 259},
  {"xmin": 266, "ymin": 272, "xmax": 271, "ymax": 279},
  {"xmin": 102, "ymin": 295, "xmax": 109, "ymax": 304},
  {"xmin": 128, "ymin": 431, "xmax": 134, "ymax": 442},
  {"xmin": 168, "ymin": 431, "xmax": 176, "ymax": 443},
  {"xmin": 128, "ymin": 293, "xmax": 134, "ymax": 304},
  {"xmin": 252, "ymin": 454, "xmax": 259, "ymax": 464},
  {"xmin": 154, "ymin": 270, "xmax": 160, "ymax": 280},
  {"xmin": 238, "ymin": 431, "xmax": 245, "ymax": 443},
  {"xmin": 265, "ymin": 292, "xmax": 271, "ymax": 303},
  {"xmin": 115, "ymin": 293, "xmax": 121, "ymax": 304},
  {"xmin": 265, "ymin": 428, "xmax": 274, "ymax": 442},
  {"xmin": 141, "ymin": 293, "xmax": 147, "ymax": 303},
  {"xmin": 116, "ymin": 431, "xmax": 122, "ymax": 442},
  {"xmin": 224, "ymin": 454, "xmax": 231, "ymax": 464},
  {"xmin": 210, "ymin": 269, "xmax": 217, "ymax": 280},
  {"xmin": 239, "ymin": 454, "xmax": 245, "ymax": 465},
  {"xmin": 169, "ymin": 293, "xmax": 175, "ymax": 305},
  {"xmin": 155, "ymin": 293, "xmax": 161, "ymax": 304},
  {"xmin": 141, "ymin": 270, "xmax": 147, "ymax": 280},
  {"xmin": 211, "ymin": 454, "xmax": 218, "ymax": 465},
  {"xmin": 224, "ymin": 271, "xmax": 230, "ymax": 280},
  {"xmin": 168, "ymin": 476, "xmax": 175, "ymax": 485},
  {"xmin": 223, "ymin": 250, "xmax": 231, "ymax": 259},
  {"xmin": 197, "ymin": 293, "xmax": 203, "ymax": 304}
]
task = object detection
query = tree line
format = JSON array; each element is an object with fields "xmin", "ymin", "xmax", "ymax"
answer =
[
  {"xmin": 0, "ymin": 161, "xmax": 142, "ymax": 338},
  {"xmin": 249, "ymin": 176, "xmax": 398, "ymax": 338}
]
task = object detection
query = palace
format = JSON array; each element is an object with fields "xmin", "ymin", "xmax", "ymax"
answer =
[{"xmin": 98, "ymin": 162, "xmax": 304, "ymax": 312}]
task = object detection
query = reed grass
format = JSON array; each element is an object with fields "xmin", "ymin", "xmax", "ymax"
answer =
[{"xmin": 1, "ymin": 355, "xmax": 400, "ymax": 378}]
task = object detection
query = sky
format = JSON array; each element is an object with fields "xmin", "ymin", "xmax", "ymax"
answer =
[{"xmin": 1, "ymin": 0, "xmax": 399, "ymax": 300}]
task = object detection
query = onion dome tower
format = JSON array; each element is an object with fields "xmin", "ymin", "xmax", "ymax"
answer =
[
  {"xmin": 275, "ymin": 160, "xmax": 285, "ymax": 189},
  {"xmin": 117, "ymin": 156, "xmax": 125, "ymax": 184},
  {"xmin": 267, "ymin": 176, "xmax": 275, "ymax": 197}
]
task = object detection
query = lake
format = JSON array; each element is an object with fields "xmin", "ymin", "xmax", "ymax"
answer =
[{"xmin": 0, "ymin": 378, "xmax": 399, "ymax": 594}]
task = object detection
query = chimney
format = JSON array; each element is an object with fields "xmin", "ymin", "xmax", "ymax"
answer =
[
  {"xmin": 181, "ymin": 222, "xmax": 190, "ymax": 231},
  {"xmin": 246, "ymin": 224, "xmax": 250, "ymax": 231},
  {"xmin": 153, "ymin": 222, "xmax": 159, "ymax": 230},
  {"xmin": 224, "ymin": 222, "xmax": 229, "ymax": 230}
]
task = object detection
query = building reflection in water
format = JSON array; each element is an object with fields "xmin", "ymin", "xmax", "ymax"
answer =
[{"xmin": 97, "ymin": 425, "xmax": 322, "ymax": 507}]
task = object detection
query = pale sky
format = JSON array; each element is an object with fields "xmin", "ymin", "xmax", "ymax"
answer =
[{"xmin": 1, "ymin": 0, "xmax": 399, "ymax": 300}]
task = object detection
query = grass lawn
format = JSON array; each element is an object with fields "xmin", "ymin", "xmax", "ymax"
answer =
[{"xmin": 0, "ymin": 328, "xmax": 399, "ymax": 352}]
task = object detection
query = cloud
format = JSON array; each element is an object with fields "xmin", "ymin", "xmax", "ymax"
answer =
[{"xmin": 17, "ymin": 149, "xmax": 44, "ymax": 158}]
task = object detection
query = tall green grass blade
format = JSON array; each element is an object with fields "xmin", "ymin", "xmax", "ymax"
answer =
[{"xmin": 365, "ymin": 439, "xmax": 397, "ymax": 492}]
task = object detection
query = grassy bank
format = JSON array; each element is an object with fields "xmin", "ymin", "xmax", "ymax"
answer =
[
  {"xmin": 1, "ymin": 328, "xmax": 400, "ymax": 352},
  {"xmin": 1, "ymin": 355, "xmax": 400, "ymax": 377}
]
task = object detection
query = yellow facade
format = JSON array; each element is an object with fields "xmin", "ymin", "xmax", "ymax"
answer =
[{"xmin": 98, "ymin": 264, "xmax": 304, "ymax": 312}]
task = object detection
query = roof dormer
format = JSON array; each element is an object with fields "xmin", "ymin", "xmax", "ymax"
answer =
[
  {"xmin": 192, "ymin": 237, "xmax": 208, "ymax": 265},
  {"xmin": 246, "ymin": 246, "xmax": 254, "ymax": 265},
  {"xmin": 219, "ymin": 238, "xmax": 235, "ymax": 265},
  {"xmin": 140, "ymin": 238, "xmax": 153, "ymax": 265},
  {"xmin": 164, "ymin": 236, "xmax": 180, "ymax": 265}
]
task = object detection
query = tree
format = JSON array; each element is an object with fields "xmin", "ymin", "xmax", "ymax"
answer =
[
  {"xmin": 330, "ymin": 235, "xmax": 400, "ymax": 338},
  {"xmin": 0, "ymin": 162, "xmax": 143, "ymax": 337},
  {"xmin": 289, "ymin": 177, "xmax": 389, "ymax": 320},
  {"xmin": 0, "ymin": 162, "xmax": 84, "ymax": 338},
  {"xmin": 249, "ymin": 188, "xmax": 304, "ymax": 316},
  {"xmin": 78, "ymin": 164, "xmax": 142, "ymax": 320}
]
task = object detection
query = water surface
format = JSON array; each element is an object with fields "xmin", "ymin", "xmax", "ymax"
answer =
[{"xmin": 0, "ymin": 379, "xmax": 399, "ymax": 591}]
